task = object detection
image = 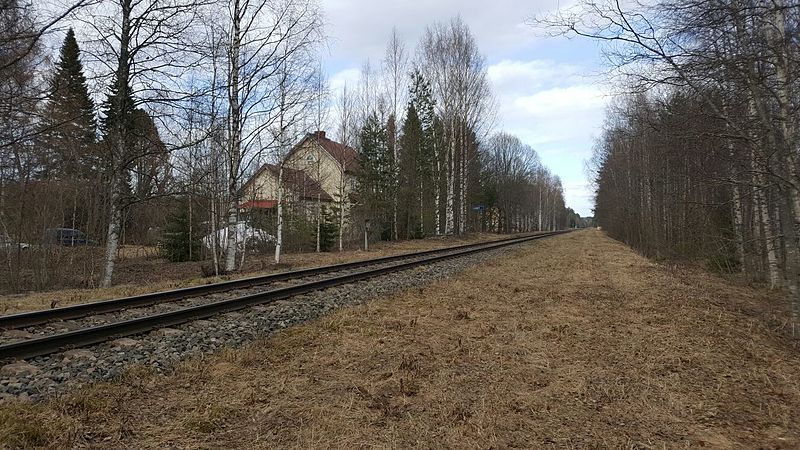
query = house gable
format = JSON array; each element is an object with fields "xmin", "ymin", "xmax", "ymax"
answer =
[
  {"xmin": 285, "ymin": 131, "xmax": 359, "ymax": 202},
  {"xmin": 239, "ymin": 131, "xmax": 359, "ymax": 210}
]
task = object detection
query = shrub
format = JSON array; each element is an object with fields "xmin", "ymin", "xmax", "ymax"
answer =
[{"xmin": 160, "ymin": 206, "xmax": 202, "ymax": 262}]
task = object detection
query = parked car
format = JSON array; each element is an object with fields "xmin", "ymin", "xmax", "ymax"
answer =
[
  {"xmin": 42, "ymin": 228, "xmax": 99, "ymax": 246},
  {"xmin": 0, "ymin": 234, "xmax": 30, "ymax": 250}
]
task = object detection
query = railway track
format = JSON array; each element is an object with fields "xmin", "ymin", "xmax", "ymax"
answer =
[{"xmin": 0, "ymin": 231, "xmax": 568, "ymax": 361}]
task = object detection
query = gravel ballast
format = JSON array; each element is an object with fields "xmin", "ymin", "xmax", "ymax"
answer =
[{"xmin": 0, "ymin": 243, "xmax": 529, "ymax": 402}]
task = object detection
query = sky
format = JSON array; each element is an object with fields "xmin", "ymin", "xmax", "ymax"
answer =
[{"xmin": 319, "ymin": 0, "xmax": 609, "ymax": 217}]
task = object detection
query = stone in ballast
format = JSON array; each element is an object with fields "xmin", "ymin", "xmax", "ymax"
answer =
[
  {"xmin": 110, "ymin": 338, "xmax": 140, "ymax": 348},
  {"xmin": 0, "ymin": 361, "xmax": 39, "ymax": 377}
]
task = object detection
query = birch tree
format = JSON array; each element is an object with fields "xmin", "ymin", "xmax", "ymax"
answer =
[
  {"xmin": 334, "ymin": 83, "xmax": 357, "ymax": 250},
  {"xmin": 419, "ymin": 17, "xmax": 493, "ymax": 235},
  {"xmin": 219, "ymin": 0, "xmax": 322, "ymax": 271},
  {"xmin": 272, "ymin": 26, "xmax": 320, "ymax": 264},
  {"xmin": 79, "ymin": 0, "xmax": 204, "ymax": 287},
  {"xmin": 382, "ymin": 28, "xmax": 407, "ymax": 240}
]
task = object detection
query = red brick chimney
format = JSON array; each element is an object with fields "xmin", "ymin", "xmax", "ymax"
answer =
[{"xmin": 314, "ymin": 130, "xmax": 326, "ymax": 139}]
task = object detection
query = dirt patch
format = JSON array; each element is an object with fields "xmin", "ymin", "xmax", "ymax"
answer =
[
  {"xmin": 0, "ymin": 233, "xmax": 510, "ymax": 315},
  {"xmin": 2, "ymin": 229, "xmax": 799, "ymax": 448}
]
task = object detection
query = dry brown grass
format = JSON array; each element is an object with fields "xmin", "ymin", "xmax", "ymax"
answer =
[
  {"xmin": 115, "ymin": 245, "xmax": 160, "ymax": 260},
  {"xmin": 0, "ymin": 233, "xmax": 510, "ymax": 315},
  {"xmin": 2, "ymin": 229, "xmax": 800, "ymax": 448}
]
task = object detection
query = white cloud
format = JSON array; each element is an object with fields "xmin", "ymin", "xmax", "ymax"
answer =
[
  {"xmin": 321, "ymin": 0, "xmax": 566, "ymax": 68},
  {"xmin": 488, "ymin": 59, "xmax": 583, "ymax": 93},
  {"xmin": 510, "ymin": 84, "xmax": 609, "ymax": 147},
  {"xmin": 564, "ymin": 182, "xmax": 595, "ymax": 215},
  {"xmin": 328, "ymin": 67, "xmax": 360, "ymax": 92},
  {"xmin": 491, "ymin": 60, "xmax": 609, "ymax": 149},
  {"xmin": 515, "ymin": 84, "xmax": 607, "ymax": 117},
  {"xmin": 487, "ymin": 58, "xmax": 609, "ymax": 216}
]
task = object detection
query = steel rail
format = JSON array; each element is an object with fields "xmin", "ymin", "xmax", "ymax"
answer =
[
  {"xmin": 0, "ymin": 231, "xmax": 568, "ymax": 361},
  {"xmin": 0, "ymin": 232, "xmax": 556, "ymax": 330}
]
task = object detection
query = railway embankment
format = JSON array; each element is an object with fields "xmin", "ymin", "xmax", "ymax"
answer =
[
  {"xmin": 0, "ymin": 234, "xmax": 561, "ymax": 403},
  {"xmin": 2, "ymin": 229, "xmax": 799, "ymax": 448}
]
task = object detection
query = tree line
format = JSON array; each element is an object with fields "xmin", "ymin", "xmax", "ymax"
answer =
[
  {"xmin": 541, "ymin": 0, "xmax": 799, "ymax": 328},
  {"xmin": 1, "ymin": 0, "xmax": 574, "ymax": 293},
  {"xmin": 349, "ymin": 21, "xmax": 570, "ymax": 242}
]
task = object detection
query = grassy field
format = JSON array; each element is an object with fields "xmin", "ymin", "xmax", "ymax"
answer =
[{"xmin": 2, "ymin": 229, "xmax": 799, "ymax": 448}]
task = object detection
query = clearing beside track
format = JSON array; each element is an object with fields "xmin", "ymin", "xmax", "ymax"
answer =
[{"xmin": 2, "ymin": 229, "xmax": 799, "ymax": 448}]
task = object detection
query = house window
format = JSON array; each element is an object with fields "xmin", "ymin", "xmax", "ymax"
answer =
[{"xmin": 306, "ymin": 154, "xmax": 316, "ymax": 163}]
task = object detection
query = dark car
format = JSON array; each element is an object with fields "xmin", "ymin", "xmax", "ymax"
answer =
[{"xmin": 42, "ymin": 228, "xmax": 99, "ymax": 246}]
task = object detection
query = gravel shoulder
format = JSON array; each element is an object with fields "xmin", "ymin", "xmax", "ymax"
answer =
[{"xmin": 2, "ymin": 229, "xmax": 800, "ymax": 448}]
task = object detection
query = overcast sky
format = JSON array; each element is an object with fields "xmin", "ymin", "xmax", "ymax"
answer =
[{"xmin": 320, "ymin": 0, "xmax": 608, "ymax": 217}]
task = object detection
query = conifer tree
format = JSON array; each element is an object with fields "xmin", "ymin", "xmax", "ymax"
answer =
[
  {"xmin": 399, "ymin": 103, "xmax": 423, "ymax": 237},
  {"xmin": 161, "ymin": 203, "xmax": 202, "ymax": 262},
  {"xmin": 99, "ymin": 73, "xmax": 138, "ymax": 207},
  {"xmin": 318, "ymin": 207, "xmax": 338, "ymax": 252},
  {"xmin": 129, "ymin": 108, "xmax": 170, "ymax": 200},
  {"xmin": 41, "ymin": 28, "xmax": 97, "ymax": 178},
  {"xmin": 357, "ymin": 112, "xmax": 393, "ymax": 238},
  {"xmin": 399, "ymin": 70, "xmax": 437, "ymax": 236},
  {"xmin": 101, "ymin": 76, "xmax": 136, "ymax": 146}
]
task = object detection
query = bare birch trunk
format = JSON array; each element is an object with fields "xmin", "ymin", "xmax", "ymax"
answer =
[
  {"xmin": 338, "ymin": 165, "xmax": 345, "ymax": 251},
  {"xmin": 754, "ymin": 173, "xmax": 780, "ymax": 288},
  {"xmin": 274, "ymin": 165, "xmax": 284, "ymax": 264},
  {"xmin": 101, "ymin": 180, "xmax": 122, "ymax": 287},
  {"xmin": 224, "ymin": 0, "xmax": 242, "ymax": 273},
  {"xmin": 458, "ymin": 125, "xmax": 467, "ymax": 235},
  {"xmin": 445, "ymin": 120, "xmax": 455, "ymax": 235},
  {"xmin": 100, "ymin": 0, "xmax": 132, "ymax": 288},
  {"xmin": 210, "ymin": 195, "xmax": 219, "ymax": 276},
  {"xmin": 434, "ymin": 130, "xmax": 441, "ymax": 235},
  {"xmin": 732, "ymin": 182, "xmax": 746, "ymax": 271},
  {"xmin": 727, "ymin": 137, "xmax": 746, "ymax": 272},
  {"xmin": 224, "ymin": 203, "xmax": 238, "ymax": 272},
  {"xmin": 338, "ymin": 201, "xmax": 344, "ymax": 251},
  {"xmin": 537, "ymin": 188, "xmax": 543, "ymax": 231},
  {"xmin": 239, "ymin": 231, "xmax": 248, "ymax": 269},
  {"xmin": 315, "ymin": 194, "xmax": 321, "ymax": 252}
]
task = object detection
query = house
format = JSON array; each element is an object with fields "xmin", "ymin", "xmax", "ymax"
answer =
[
  {"xmin": 239, "ymin": 164, "xmax": 333, "ymax": 210},
  {"xmin": 284, "ymin": 130, "xmax": 360, "ymax": 203},
  {"xmin": 239, "ymin": 131, "xmax": 359, "ymax": 213}
]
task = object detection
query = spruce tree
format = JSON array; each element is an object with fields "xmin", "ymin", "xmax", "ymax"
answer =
[
  {"xmin": 358, "ymin": 113, "xmax": 393, "ymax": 238},
  {"xmin": 41, "ymin": 28, "xmax": 97, "ymax": 178},
  {"xmin": 100, "ymin": 68, "xmax": 138, "ymax": 204},
  {"xmin": 129, "ymin": 108, "xmax": 169, "ymax": 200},
  {"xmin": 101, "ymin": 74, "xmax": 136, "ymax": 150},
  {"xmin": 318, "ymin": 207, "xmax": 338, "ymax": 252},
  {"xmin": 399, "ymin": 70, "xmax": 437, "ymax": 237},
  {"xmin": 399, "ymin": 103, "xmax": 423, "ymax": 237},
  {"xmin": 161, "ymin": 203, "xmax": 202, "ymax": 262}
]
